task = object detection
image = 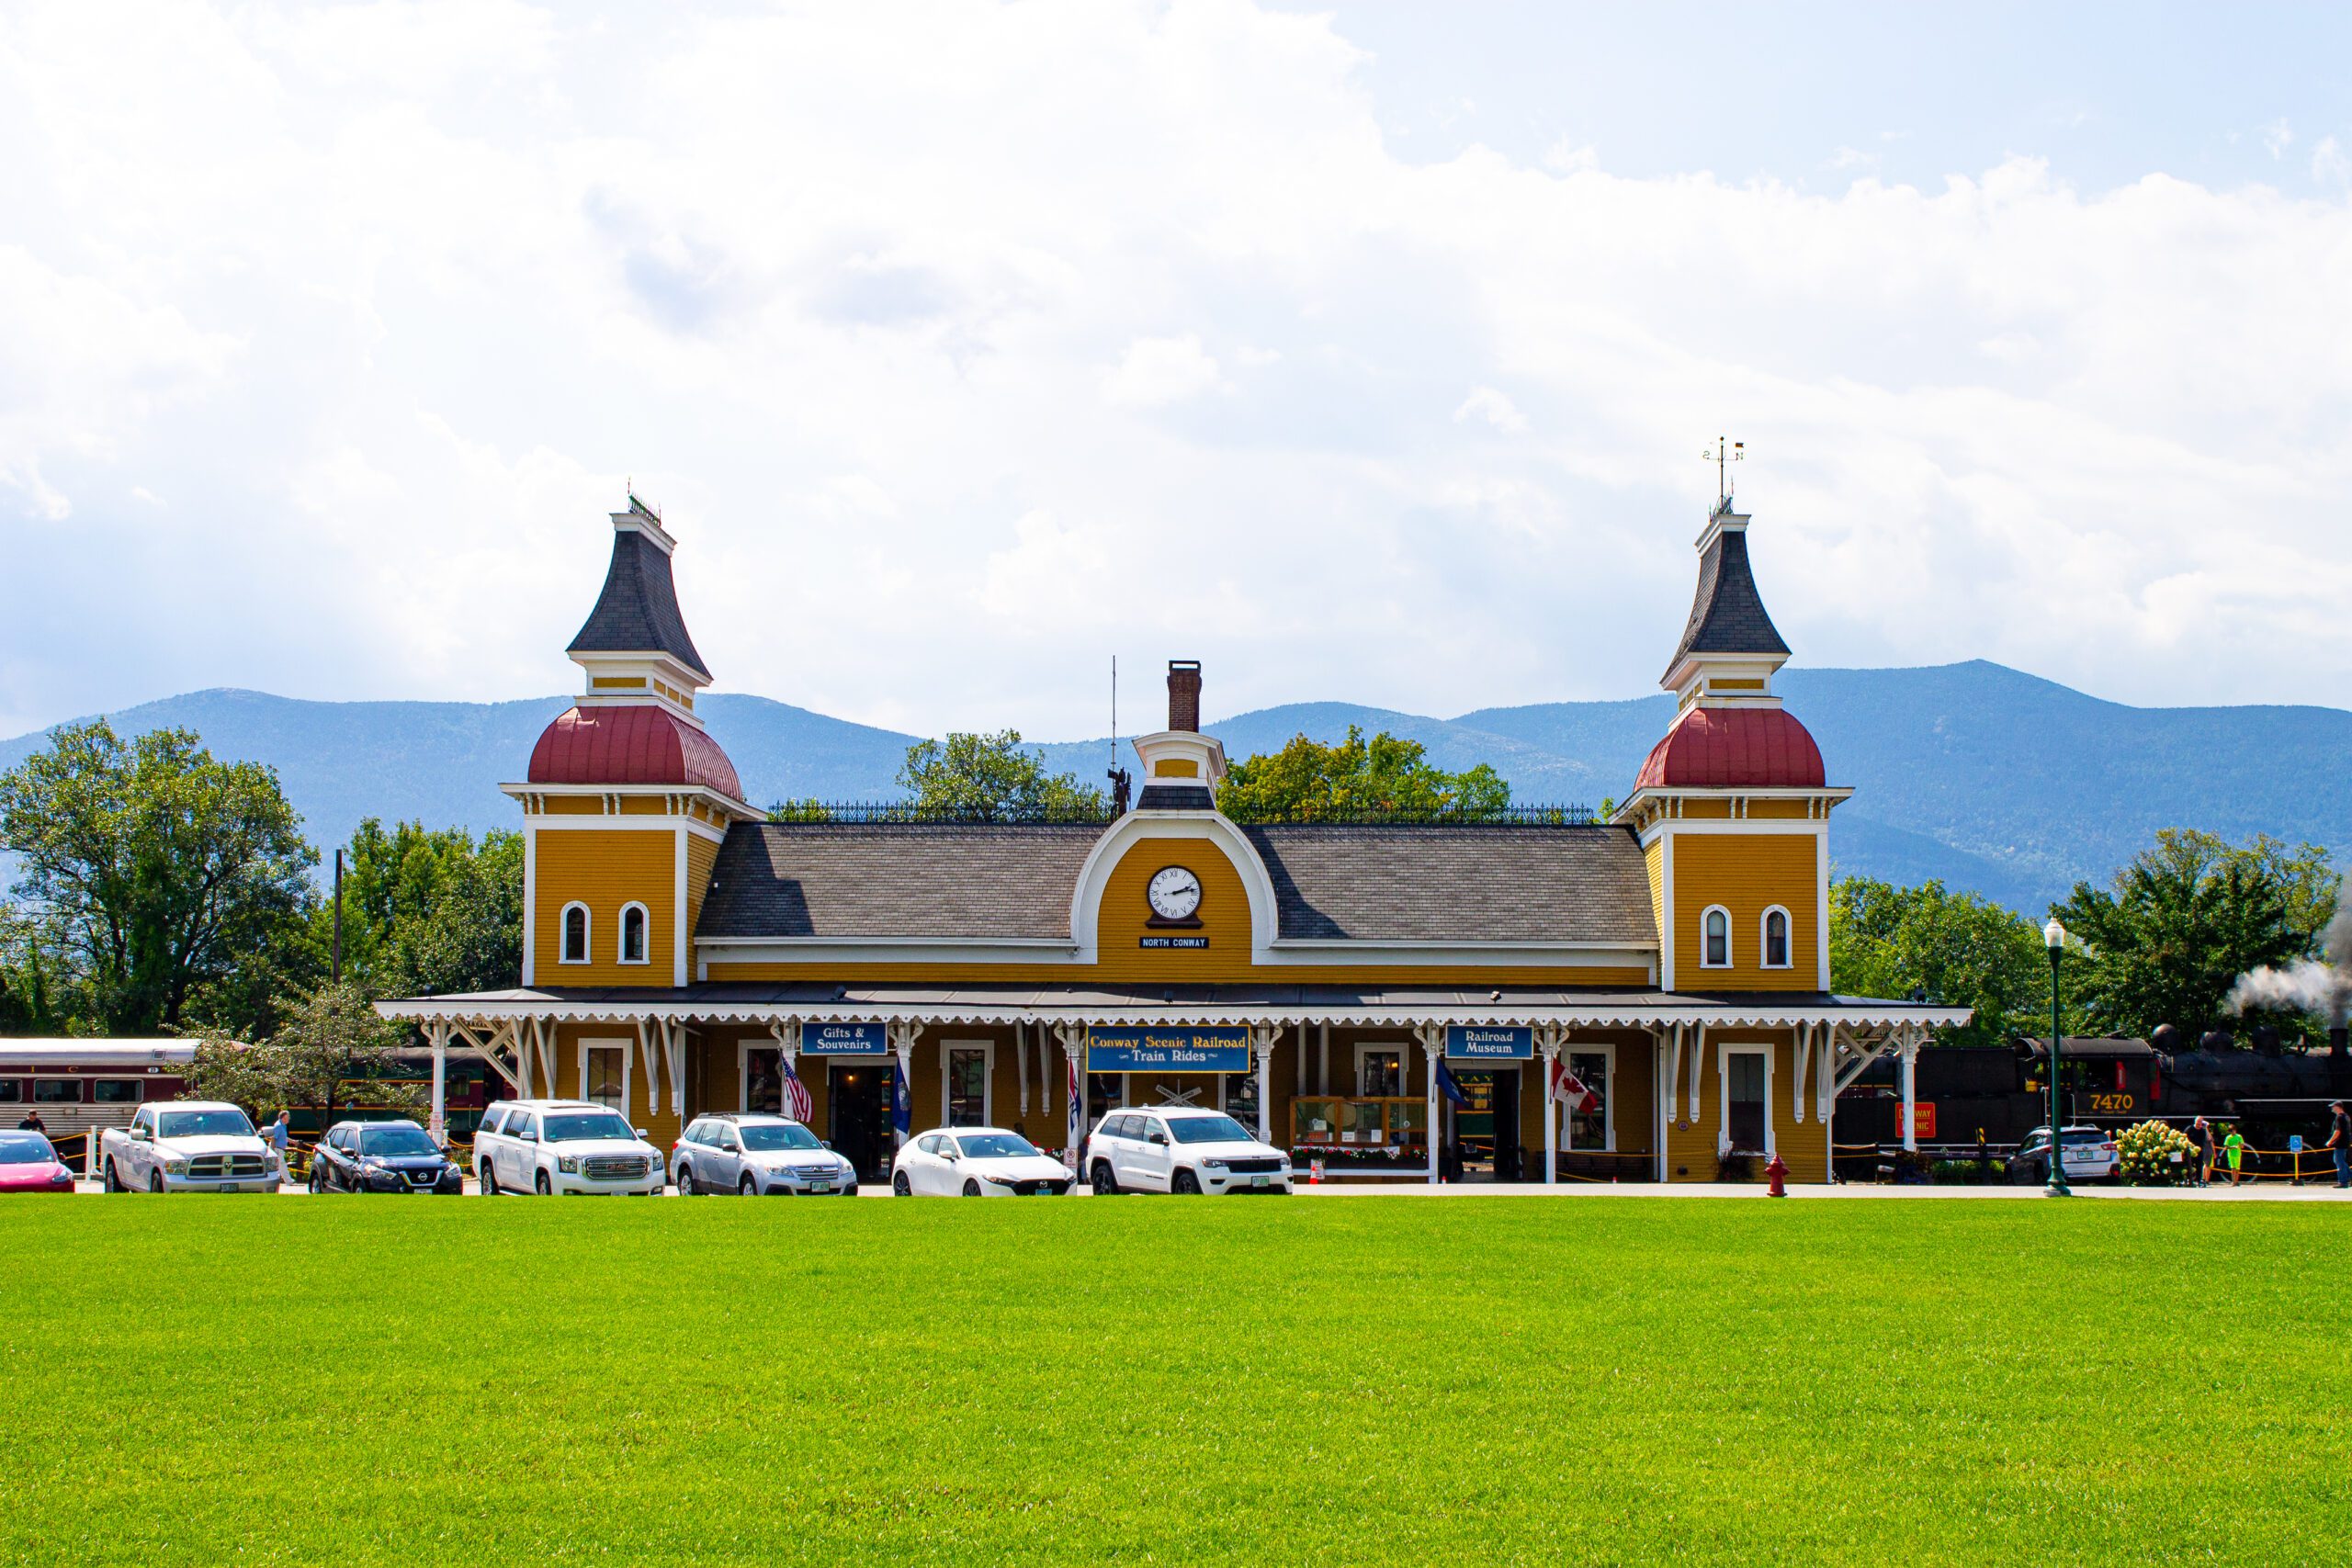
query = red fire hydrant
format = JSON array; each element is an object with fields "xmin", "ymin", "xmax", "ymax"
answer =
[{"xmin": 1765, "ymin": 1152, "xmax": 1789, "ymax": 1198}]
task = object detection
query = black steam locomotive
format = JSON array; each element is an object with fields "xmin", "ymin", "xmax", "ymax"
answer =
[{"xmin": 1837, "ymin": 1022, "xmax": 2352, "ymax": 1154}]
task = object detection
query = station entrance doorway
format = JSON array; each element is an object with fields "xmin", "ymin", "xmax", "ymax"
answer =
[
  {"xmin": 828, "ymin": 1061, "xmax": 895, "ymax": 1182},
  {"xmin": 1449, "ymin": 1068, "xmax": 1522, "ymax": 1181}
]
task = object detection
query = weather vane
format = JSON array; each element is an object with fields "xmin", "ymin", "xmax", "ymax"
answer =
[{"xmin": 1702, "ymin": 436, "xmax": 1743, "ymax": 504}]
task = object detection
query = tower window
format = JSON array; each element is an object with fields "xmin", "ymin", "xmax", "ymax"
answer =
[
  {"xmin": 560, "ymin": 902, "xmax": 590, "ymax": 964},
  {"xmin": 618, "ymin": 902, "xmax": 650, "ymax": 965},
  {"xmin": 1762, "ymin": 907, "xmax": 1792, "ymax": 969},
  {"xmin": 1701, "ymin": 906, "xmax": 1731, "ymax": 968}
]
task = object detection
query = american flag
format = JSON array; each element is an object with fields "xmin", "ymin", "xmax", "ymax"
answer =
[
  {"xmin": 781, "ymin": 1055, "xmax": 815, "ymax": 1123},
  {"xmin": 1550, "ymin": 1055, "xmax": 1600, "ymax": 1114}
]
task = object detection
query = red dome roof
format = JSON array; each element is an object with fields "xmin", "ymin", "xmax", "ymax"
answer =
[
  {"xmin": 1634, "ymin": 705, "xmax": 1826, "ymax": 790},
  {"xmin": 527, "ymin": 705, "xmax": 743, "ymax": 798}
]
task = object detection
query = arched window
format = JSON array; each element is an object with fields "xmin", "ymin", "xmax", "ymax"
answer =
[
  {"xmin": 618, "ymin": 902, "xmax": 650, "ymax": 965},
  {"xmin": 560, "ymin": 902, "xmax": 590, "ymax": 964},
  {"xmin": 1761, "ymin": 907, "xmax": 1792, "ymax": 969},
  {"xmin": 1701, "ymin": 905, "xmax": 1732, "ymax": 968}
]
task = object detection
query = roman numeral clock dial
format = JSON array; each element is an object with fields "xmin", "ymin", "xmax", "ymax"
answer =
[{"xmin": 1147, "ymin": 865, "xmax": 1203, "ymax": 922}]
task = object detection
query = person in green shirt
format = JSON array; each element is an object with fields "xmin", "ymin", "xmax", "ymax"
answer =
[{"xmin": 2222, "ymin": 1127, "xmax": 2246, "ymax": 1186}]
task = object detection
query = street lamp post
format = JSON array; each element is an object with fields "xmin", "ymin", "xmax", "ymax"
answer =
[{"xmin": 2042, "ymin": 918, "xmax": 2072, "ymax": 1198}]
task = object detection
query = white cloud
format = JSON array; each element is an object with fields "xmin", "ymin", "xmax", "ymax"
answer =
[
  {"xmin": 1100, "ymin": 334, "xmax": 1227, "ymax": 409},
  {"xmin": 2314, "ymin": 136, "xmax": 2349, "ymax": 186},
  {"xmin": 2261, "ymin": 118, "xmax": 2295, "ymax": 158},
  {"xmin": 1453, "ymin": 386, "xmax": 1528, "ymax": 434},
  {"xmin": 2, "ymin": 0, "xmax": 2351, "ymax": 746}
]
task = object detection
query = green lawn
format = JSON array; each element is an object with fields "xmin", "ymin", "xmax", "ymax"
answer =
[{"xmin": 4, "ymin": 1197, "xmax": 2346, "ymax": 1565}]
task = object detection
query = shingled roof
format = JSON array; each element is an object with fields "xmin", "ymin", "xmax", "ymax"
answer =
[
  {"xmin": 1241, "ymin": 824, "xmax": 1656, "ymax": 944},
  {"xmin": 1664, "ymin": 509, "xmax": 1789, "ymax": 682},
  {"xmin": 567, "ymin": 518, "xmax": 711, "ymax": 680},
  {"xmin": 695, "ymin": 819, "xmax": 1658, "ymax": 948},
  {"xmin": 698, "ymin": 824, "xmax": 1104, "ymax": 940}
]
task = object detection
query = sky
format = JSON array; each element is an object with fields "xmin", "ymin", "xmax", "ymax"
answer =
[{"xmin": 3, "ymin": 0, "xmax": 2350, "ymax": 741}]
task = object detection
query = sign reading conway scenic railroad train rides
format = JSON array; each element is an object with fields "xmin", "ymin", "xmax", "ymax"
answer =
[
  {"xmin": 1086, "ymin": 1026, "xmax": 1251, "ymax": 1074},
  {"xmin": 800, "ymin": 1022, "xmax": 889, "ymax": 1055},
  {"xmin": 1445, "ymin": 1025, "xmax": 1534, "ymax": 1060}
]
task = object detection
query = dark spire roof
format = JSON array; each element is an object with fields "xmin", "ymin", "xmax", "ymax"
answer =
[
  {"xmin": 1663, "ymin": 506, "xmax": 1789, "ymax": 682},
  {"xmin": 566, "ymin": 516, "xmax": 710, "ymax": 681}
]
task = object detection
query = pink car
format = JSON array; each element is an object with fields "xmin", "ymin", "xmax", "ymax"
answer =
[{"xmin": 0, "ymin": 1130, "xmax": 75, "ymax": 1192}]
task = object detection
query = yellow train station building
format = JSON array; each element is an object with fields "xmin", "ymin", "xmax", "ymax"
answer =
[{"xmin": 382, "ymin": 494, "xmax": 1963, "ymax": 1183}]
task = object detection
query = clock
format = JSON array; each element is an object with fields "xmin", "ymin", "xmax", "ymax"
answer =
[{"xmin": 1147, "ymin": 865, "xmax": 1203, "ymax": 922}]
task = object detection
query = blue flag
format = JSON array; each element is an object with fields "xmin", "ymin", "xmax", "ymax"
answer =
[
  {"xmin": 890, "ymin": 1056, "xmax": 911, "ymax": 1135},
  {"xmin": 1436, "ymin": 1059, "xmax": 1469, "ymax": 1109}
]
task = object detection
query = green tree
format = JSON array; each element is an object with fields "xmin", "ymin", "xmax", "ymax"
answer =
[
  {"xmin": 894, "ymin": 730, "xmax": 1107, "ymax": 819},
  {"xmin": 1829, "ymin": 875, "xmax": 2055, "ymax": 1047},
  {"xmin": 1216, "ymin": 726, "xmax": 1511, "ymax": 822},
  {"xmin": 0, "ymin": 720, "xmax": 314, "ymax": 1032},
  {"xmin": 320, "ymin": 818, "xmax": 526, "ymax": 999},
  {"xmin": 2052, "ymin": 829, "xmax": 2338, "ymax": 1043},
  {"xmin": 189, "ymin": 980, "xmax": 422, "ymax": 1125}
]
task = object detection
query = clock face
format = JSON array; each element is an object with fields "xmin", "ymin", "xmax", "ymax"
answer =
[{"xmin": 1147, "ymin": 865, "xmax": 1203, "ymax": 921}]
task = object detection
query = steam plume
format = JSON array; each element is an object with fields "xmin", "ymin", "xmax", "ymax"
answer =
[{"xmin": 2226, "ymin": 907, "xmax": 2352, "ymax": 1025}]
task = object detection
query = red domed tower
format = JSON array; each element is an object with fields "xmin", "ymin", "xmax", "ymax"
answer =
[
  {"xmin": 505, "ymin": 498, "xmax": 755, "ymax": 992},
  {"xmin": 1615, "ymin": 494, "xmax": 1849, "ymax": 993}
]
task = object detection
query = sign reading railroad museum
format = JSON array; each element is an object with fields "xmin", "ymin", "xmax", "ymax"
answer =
[
  {"xmin": 1086, "ymin": 1026, "xmax": 1251, "ymax": 1074},
  {"xmin": 1444, "ymin": 1025, "xmax": 1534, "ymax": 1060},
  {"xmin": 800, "ymin": 1021, "xmax": 889, "ymax": 1055}
]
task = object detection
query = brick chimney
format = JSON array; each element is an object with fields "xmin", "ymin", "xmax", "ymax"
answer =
[{"xmin": 1166, "ymin": 660, "xmax": 1202, "ymax": 733}]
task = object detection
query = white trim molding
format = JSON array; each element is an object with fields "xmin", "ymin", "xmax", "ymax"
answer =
[
  {"xmin": 1699, "ymin": 904, "xmax": 1733, "ymax": 969},
  {"xmin": 1716, "ymin": 1040, "xmax": 1773, "ymax": 1159},
  {"xmin": 578, "ymin": 1035, "xmax": 632, "ymax": 1117},
  {"xmin": 617, "ymin": 901, "xmax": 651, "ymax": 965},
  {"xmin": 559, "ymin": 901, "xmax": 592, "ymax": 965},
  {"xmin": 940, "ymin": 1038, "xmax": 995, "ymax": 1128}
]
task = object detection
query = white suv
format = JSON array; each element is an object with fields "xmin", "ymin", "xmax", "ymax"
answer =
[
  {"xmin": 1083, "ymin": 1107, "xmax": 1293, "ymax": 1195},
  {"xmin": 475, "ymin": 1100, "xmax": 665, "ymax": 1195}
]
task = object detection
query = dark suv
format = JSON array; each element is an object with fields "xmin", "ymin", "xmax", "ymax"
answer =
[{"xmin": 310, "ymin": 1119, "xmax": 464, "ymax": 1194}]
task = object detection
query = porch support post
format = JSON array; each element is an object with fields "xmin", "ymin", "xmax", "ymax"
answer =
[
  {"xmin": 888, "ymin": 1021, "xmax": 922, "ymax": 1153},
  {"xmin": 1792, "ymin": 1021, "xmax": 1812, "ymax": 1123},
  {"xmin": 1016, "ymin": 1021, "xmax": 1031, "ymax": 1116},
  {"xmin": 1054, "ymin": 1022, "xmax": 1087, "ymax": 1177},
  {"xmin": 1689, "ymin": 1022, "xmax": 1705, "ymax": 1124},
  {"xmin": 768, "ymin": 1021, "xmax": 799, "ymax": 1119},
  {"xmin": 1418, "ymin": 1022, "xmax": 1443, "ymax": 1185},
  {"xmin": 1664, "ymin": 1022, "xmax": 1683, "ymax": 1128},
  {"xmin": 428, "ymin": 1021, "xmax": 448, "ymax": 1144},
  {"xmin": 1538, "ymin": 1026, "xmax": 1560, "ymax": 1186},
  {"xmin": 1251, "ymin": 1025, "xmax": 1276, "ymax": 1145},
  {"xmin": 1900, "ymin": 1024, "xmax": 1919, "ymax": 1152},
  {"xmin": 635, "ymin": 1017, "xmax": 663, "ymax": 1118}
]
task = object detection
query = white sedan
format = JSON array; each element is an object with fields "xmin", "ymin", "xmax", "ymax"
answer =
[{"xmin": 892, "ymin": 1127, "xmax": 1073, "ymax": 1196}]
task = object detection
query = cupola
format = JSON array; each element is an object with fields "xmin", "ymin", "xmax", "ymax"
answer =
[
  {"xmin": 1130, "ymin": 660, "xmax": 1226, "ymax": 811},
  {"xmin": 1659, "ymin": 497, "xmax": 1792, "ymax": 709}
]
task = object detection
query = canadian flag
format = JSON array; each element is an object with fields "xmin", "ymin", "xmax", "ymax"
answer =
[{"xmin": 1550, "ymin": 1055, "xmax": 1600, "ymax": 1114}]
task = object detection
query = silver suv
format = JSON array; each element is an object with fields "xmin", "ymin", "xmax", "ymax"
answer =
[{"xmin": 673, "ymin": 1113, "xmax": 857, "ymax": 1195}]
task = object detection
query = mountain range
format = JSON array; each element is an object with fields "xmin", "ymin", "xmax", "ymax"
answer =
[{"xmin": 3, "ymin": 660, "xmax": 2346, "ymax": 914}]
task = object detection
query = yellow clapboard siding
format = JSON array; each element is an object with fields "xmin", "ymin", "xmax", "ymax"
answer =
[
  {"xmin": 1671, "ymin": 830, "xmax": 1818, "ymax": 990},
  {"xmin": 1645, "ymin": 838, "xmax": 1667, "ymax": 942},
  {"xmin": 536, "ymin": 828, "xmax": 678, "ymax": 987}
]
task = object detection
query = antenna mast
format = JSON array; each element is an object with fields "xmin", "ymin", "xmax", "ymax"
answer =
[{"xmin": 1702, "ymin": 436, "xmax": 1745, "ymax": 505}]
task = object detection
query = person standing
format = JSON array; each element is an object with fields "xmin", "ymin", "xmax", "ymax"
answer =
[
  {"xmin": 17, "ymin": 1107, "xmax": 47, "ymax": 1134},
  {"xmin": 263, "ymin": 1110, "xmax": 291, "ymax": 1179},
  {"xmin": 2326, "ymin": 1100, "xmax": 2350, "ymax": 1190},
  {"xmin": 2187, "ymin": 1117, "xmax": 2212, "ymax": 1188},
  {"xmin": 2222, "ymin": 1125, "xmax": 2246, "ymax": 1187}
]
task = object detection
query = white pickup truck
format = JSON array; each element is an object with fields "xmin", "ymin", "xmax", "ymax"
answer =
[{"xmin": 99, "ymin": 1100, "xmax": 282, "ymax": 1193}]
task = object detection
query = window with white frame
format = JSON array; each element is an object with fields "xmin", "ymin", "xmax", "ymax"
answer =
[
  {"xmin": 560, "ymin": 902, "xmax": 591, "ymax": 964},
  {"xmin": 1761, "ymin": 906, "xmax": 1792, "ymax": 969},
  {"xmin": 1220, "ymin": 1069, "xmax": 1261, "ymax": 1131},
  {"xmin": 1566, "ymin": 1050, "xmax": 1611, "ymax": 1150},
  {"xmin": 1723, "ymin": 1047, "xmax": 1768, "ymax": 1155},
  {"xmin": 618, "ymin": 902, "xmax": 650, "ymax": 964},
  {"xmin": 1356, "ymin": 1044, "xmax": 1404, "ymax": 1097},
  {"xmin": 582, "ymin": 1041, "xmax": 628, "ymax": 1113},
  {"xmin": 944, "ymin": 1042, "xmax": 991, "ymax": 1126},
  {"xmin": 1701, "ymin": 905, "xmax": 1732, "ymax": 968}
]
